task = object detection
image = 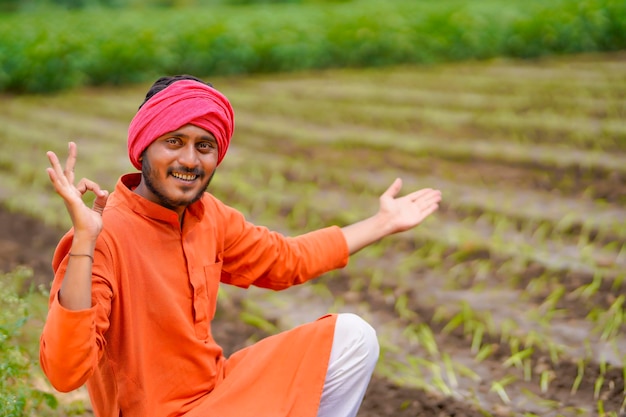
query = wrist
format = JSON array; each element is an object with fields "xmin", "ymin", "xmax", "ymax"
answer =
[
  {"xmin": 371, "ymin": 211, "xmax": 396, "ymax": 237},
  {"xmin": 71, "ymin": 233, "xmax": 97, "ymax": 255}
]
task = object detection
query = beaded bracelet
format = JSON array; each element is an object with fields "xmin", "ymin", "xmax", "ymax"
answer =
[{"xmin": 69, "ymin": 253, "xmax": 94, "ymax": 262}]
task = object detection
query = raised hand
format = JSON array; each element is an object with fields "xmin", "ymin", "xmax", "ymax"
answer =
[
  {"xmin": 46, "ymin": 142, "xmax": 109, "ymax": 240},
  {"xmin": 341, "ymin": 178, "xmax": 441, "ymax": 255},
  {"xmin": 377, "ymin": 178, "xmax": 441, "ymax": 235}
]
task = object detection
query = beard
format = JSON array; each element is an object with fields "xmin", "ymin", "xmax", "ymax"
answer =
[{"xmin": 141, "ymin": 155, "xmax": 215, "ymax": 211}]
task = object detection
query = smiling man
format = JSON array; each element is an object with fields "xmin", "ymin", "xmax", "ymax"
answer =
[{"xmin": 39, "ymin": 75, "xmax": 442, "ymax": 417}]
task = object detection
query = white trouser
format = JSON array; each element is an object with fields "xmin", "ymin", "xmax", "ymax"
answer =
[{"xmin": 317, "ymin": 313, "xmax": 380, "ymax": 417}]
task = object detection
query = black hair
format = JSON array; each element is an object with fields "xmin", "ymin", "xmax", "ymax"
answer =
[{"xmin": 138, "ymin": 75, "xmax": 213, "ymax": 110}]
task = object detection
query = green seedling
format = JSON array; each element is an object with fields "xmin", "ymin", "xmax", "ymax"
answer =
[
  {"xmin": 475, "ymin": 344, "xmax": 497, "ymax": 363},
  {"xmin": 572, "ymin": 271, "xmax": 603, "ymax": 300},
  {"xmin": 599, "ymin": 295, "xmax": 624, "ymax": 341},
  {"xmin": 523, "ymin": 358, "xmax": 532, "ymax": 382},
  {"xmin": 416, "ymin": 324, "xmax": 440, "ymax": 358},
  {"xmin": 520, "ymin": 388, "xmax": 564, "ymax": 410},
  {"xmin": 531, "ymin": 221, "xmax": 552, "ymax": 242},
  {"xmin": 546, "ymin": 340, "xmax": 565, "ymax": 364},
  {"xmin": 611, "ymin": 273, "xmax": 625, "ymax": 292},
  {"xmin": 430, "ymin": 362, "xmax": 453, "ymax": 396},
  {"xmin": 442, "ymin": 352, "xmax": 458, "ymax": 388},
  {"xmin": 490, "ymin": 375, "xmax": 516, "ymax": 404},
  {"xmin": 502, "ymin": 347, "xmax": 533, "ymax": 371},
  {"xmin": 571, "ymin": 358, "xmax": 586, "ymax": 395},
  {"xmin": 499, "ymin": 318, "xmax": 519, "ymax": 344},
  {"xmin": 454, "ymin": 361, "xmax": 482, "ymax": 382},
  {"xmin": 539, "ymin": 369, "xmax": 555, "ymax": 393},
  {"xmin": 395, "ymin": 293, "xmax": 417, "ymax": 321},
  {"xmin": 593, "ymin": 375, "xmax": 605, "ymax": 400},
  {"xmin": 471, "ymin": 323, "xmax": 485, "ymax": 354}
]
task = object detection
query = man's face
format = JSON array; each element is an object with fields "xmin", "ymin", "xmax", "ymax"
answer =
[{"xmin": 135, "ymin": 124, "xmax": 218, "ymax": 215}]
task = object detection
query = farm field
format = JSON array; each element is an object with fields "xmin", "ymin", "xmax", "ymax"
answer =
[{"xmin": 1, "ymin": 52, "xmax": 625, "ymax": 416}]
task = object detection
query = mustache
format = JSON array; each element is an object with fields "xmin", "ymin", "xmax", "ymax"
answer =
[{"xmin": 167, "ymin": 167, "xmax": 204, "ymax": 177}]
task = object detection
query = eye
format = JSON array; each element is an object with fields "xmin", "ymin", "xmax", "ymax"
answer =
[
  {"xmin": 165, "ymin": 137, "xmax": 182, "ymax": 146},
  {"xmin": 197, "ymin": 141, "xmax": 217, "ymax": 152}
]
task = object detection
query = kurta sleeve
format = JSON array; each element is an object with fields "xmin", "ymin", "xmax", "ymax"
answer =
[
  {"xmin": 216, "ymin": 200, "xmax": 349, "ymax": 289},
  {"xmin": 39, "ymin": 294, "xmax": 99, "ymax": 392},
  {"xmin": 39, "ymin": 232, "xmax": 114, "ymax": 393}
]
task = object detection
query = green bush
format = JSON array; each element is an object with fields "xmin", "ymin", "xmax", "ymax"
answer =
[
  {"xmin": 0, "ymin": 268, "xmax": 58, "ymax": 417},
  {"xmin": 0, "ymin": 0, "xmax": 624, "ymax": 93}
]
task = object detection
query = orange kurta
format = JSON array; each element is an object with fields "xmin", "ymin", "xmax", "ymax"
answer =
[{"xmin": 40, "ymin": 173, "xmax": 349, "ymax": 417}]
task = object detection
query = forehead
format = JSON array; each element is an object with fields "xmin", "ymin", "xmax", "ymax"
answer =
[{"xmin": 160, "ymin": 124, "xmax": 217, "ymax": 141}]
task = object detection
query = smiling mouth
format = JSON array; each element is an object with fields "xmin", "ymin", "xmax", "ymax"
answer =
[{"xmin": 171, "ymin": 172, "xmax": 198, "ymax": 182}]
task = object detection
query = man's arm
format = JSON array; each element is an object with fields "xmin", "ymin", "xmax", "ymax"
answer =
[
  {"xmin": 41, "ymin": 142, "xmax": 112, "ymax": 392},
  {"xmin": 341, "ymin": 178, "xmax": 441, "ymax": 255}
]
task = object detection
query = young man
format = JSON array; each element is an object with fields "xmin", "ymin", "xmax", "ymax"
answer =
[{"xmin": 40, "ymin": 75, "xmax": 442, "ymax": 417}]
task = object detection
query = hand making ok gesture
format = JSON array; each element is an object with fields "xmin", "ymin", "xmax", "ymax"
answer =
[{"xmin": 46, "ymin": 142, "xmax": 109, "ymax": 241}]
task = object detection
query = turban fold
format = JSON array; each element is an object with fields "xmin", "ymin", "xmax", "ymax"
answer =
[{"xmin": 128, "ymin": 80, "xmax": 235, "ymax": 170}]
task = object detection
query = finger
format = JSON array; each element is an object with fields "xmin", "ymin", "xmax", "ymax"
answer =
[
  {"xmin": 76, "ymin": 177, "xmax": 105, "ymax": 196},
  {"xmin": 64, "ymin": 142, "xmax": 78, "ymax": 184},
  {"xmin": 92, "ymin": 190, "xmax": 109, "ymax": 215},
  {"xmin": 46, "ymin": 151, "xmax": 64, "ymax": 179},
  {"xmin": 381, "ymin": 178, "xmax": 403, "ymax": 199},
  {"xmin": 420, "ymin": 192, "xmax": 442, "ymax": 209},
  {"xmin": 406, "ymin": 188, "xmax": 441, "ymax": 203},
  {"xmin": 46, "ymin": 152, "xmax": 73, "ymax": 193},
  {"xmin": 45, "ymin": 166, "xmax": 58, "ymax": 184},
  {"xmin": 48, "ymin": 149, "xmax": 76, "ymax": 190}
]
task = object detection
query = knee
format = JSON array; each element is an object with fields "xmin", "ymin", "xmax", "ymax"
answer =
[{"xmin": 336, "ymin": 313, "xmax": 380, "ymax": 363}]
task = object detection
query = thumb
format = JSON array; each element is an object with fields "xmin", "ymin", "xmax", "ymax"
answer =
[{"xmin": 381, "ymin": 178, "xmax": 402, "ymax": 200}]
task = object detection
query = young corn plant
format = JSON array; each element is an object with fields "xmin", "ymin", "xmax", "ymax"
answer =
[
  {"xmin": 490, "ymin": 375, "xmax": 517, "ymax": 404},
  {"xmin": 611, "ymin": 272, "xmax": 625, "ymax": 292},
  {"xmin": 394, "ymin": 292, "xmax": 418, "ymax": 321},
  {"xmin": 571, "ymin": 271, "xmax": 603, "ymax": 300},
  {"xmin": 539, "ymin": 369, "xmax": 556, "ymax": 394},
  {"xmin": 593, "ymin": 361, "xmax": 607, "ymax": 400},
  {"xmin": 599, "ymin": 294, "xmax": 624, "ymax": 342},
  {"xmin": 475, "ymin": 343, "xmax": 498, "ymax": 363},
  {"xmin": 520, "ymin": 388, "xmax": 562, "ymax": 411},
  {"xmin": 502, "ymin": 346, "xmax": 534, "ymax": 383},
  {"xmin": 442, "ymin": 352, "xmax": 459, "ymax": 389},
  {"xmin": 570, "ymin": 358, "xmax": 586, "ymax": 395}
]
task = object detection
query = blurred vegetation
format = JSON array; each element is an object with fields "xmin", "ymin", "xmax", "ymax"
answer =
[
  {"xmin": 0, "ymin": 268, "xmax": 59, "ymax": 417},
  {"xmin": 0, "ymin": 0, "xmax": 343, "ymax": 12},
  {"xmin": 0, "ymin": 0, "xmax": 624, "ymax": 93}
]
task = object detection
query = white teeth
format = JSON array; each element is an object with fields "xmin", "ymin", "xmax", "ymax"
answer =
[{"xmin": 172, "ymin": 172, "xmax": 196, "ymax": 181}]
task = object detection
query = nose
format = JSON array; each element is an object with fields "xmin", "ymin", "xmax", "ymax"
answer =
[{"xmin": 177, "ymin": 143, "xmax": 199, "ymax": 168}]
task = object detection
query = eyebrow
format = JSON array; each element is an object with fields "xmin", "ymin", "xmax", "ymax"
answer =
[{"xmin": 170, "ymin": 131, "xmax": 217, "ymax": 143}]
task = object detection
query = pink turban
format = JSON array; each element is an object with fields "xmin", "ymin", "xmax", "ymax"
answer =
[{"xmin": 128, "ymin": 80, "xmax": 235, "ymax": 170}]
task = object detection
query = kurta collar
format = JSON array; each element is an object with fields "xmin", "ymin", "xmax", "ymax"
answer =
[{"xmin": 113, "ymin": 173, "xmax": 205, "ymax": 226}]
